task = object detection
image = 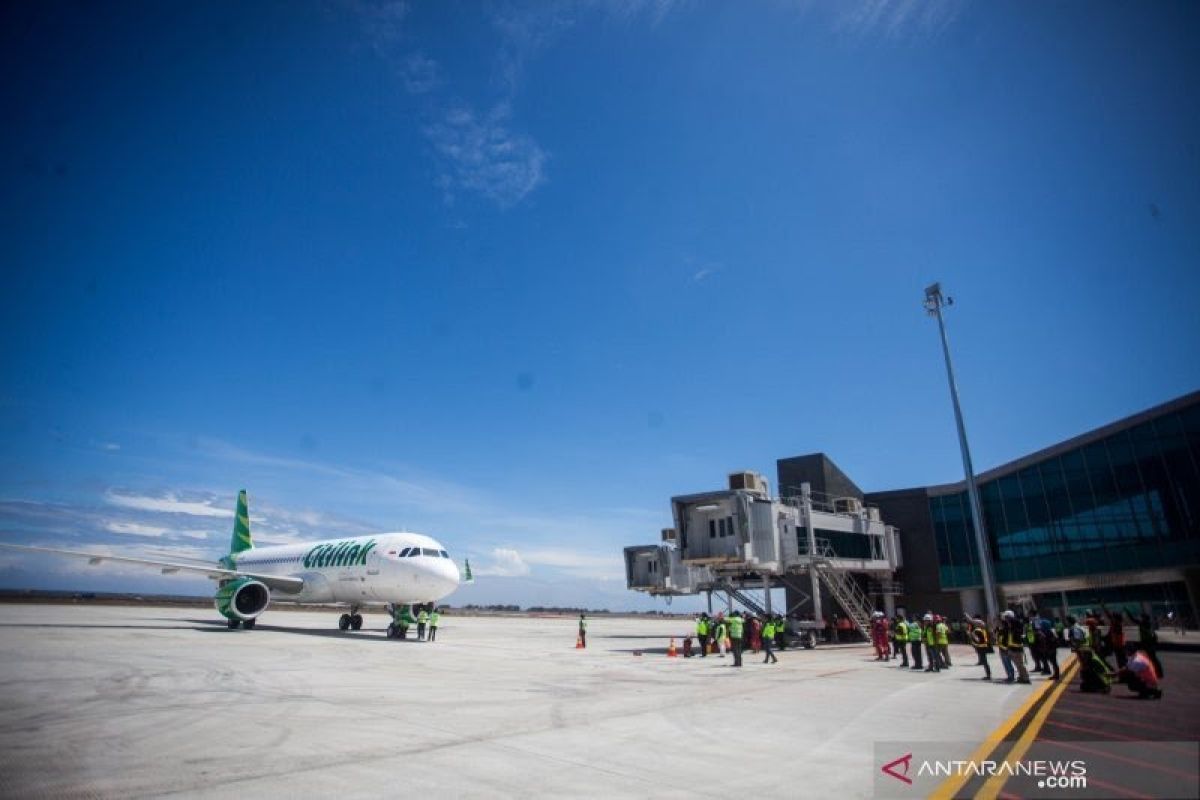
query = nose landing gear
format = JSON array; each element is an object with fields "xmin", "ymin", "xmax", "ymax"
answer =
[{"xmin": 338, "ymin": 606, "xmax": 364, "ymax": 631}]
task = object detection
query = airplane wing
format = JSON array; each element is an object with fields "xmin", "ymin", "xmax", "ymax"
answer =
[{"xmin": 0, "ymin": 543, "xmax": 305, "ymax": 594}]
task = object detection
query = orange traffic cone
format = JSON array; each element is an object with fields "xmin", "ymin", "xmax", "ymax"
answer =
[
  {"xmin": 575, "ymin": 635, "xmax": 584, "ymax": 649},
  {"xmin": 667, "ymin": 638, "xmax": 677, "ymax": 657}
]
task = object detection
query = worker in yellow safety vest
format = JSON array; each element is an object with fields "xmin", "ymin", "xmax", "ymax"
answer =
[
  {"xmin": 969, "ymin": 618, "xmax": 993, "ymax": 680},
  {"xmin": 894, "ymin": 614, "xmax": 910, "ymax": 668},
  {"xmin": 696, "ymin": 614, "xmax": 710, "ymax": 658},
  {"xmin": 935, "ymin": 615, "xmax": 952, "ymax": 668},
  {"xmin": 1001, "ymin": 610, "xmax": 1031, "ymax": 684},
  {"xmin": 907, "ymin": 613, "xmax": 923, "ymax": 670},
  {"xmin": 923, "ymin": 614, "xmax": 941, "ymax": 672}
]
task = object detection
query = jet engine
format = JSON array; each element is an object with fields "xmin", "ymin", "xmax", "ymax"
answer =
[{"xmin": 215, "ymin": 577, "xmax": 270, "ymax": 623}]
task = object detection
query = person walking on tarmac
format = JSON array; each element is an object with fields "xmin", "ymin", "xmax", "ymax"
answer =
[
  {"xmin": 417, "ymin": 607, "xmax": 430, "ymax": 641},
  {"xmin": 935, "ymin": 615, "xmax": 952, "ymax": 668},
  {"xmin": 969, "ymin": 617, "xmax": 993, "ymax": 680},
  {"xmin": 578, "ymin": 613, "xmax": 587, "ymax": 648},
  {"xmin": 908, "ymin": 613, "xmax": 924, "ymax": 670},
  {"xmin": 894, "ymin": 613, "xmax": 910, "ymax": 668},
  {"xmin": 923, "ymin": 614, "xmax": 941, "ymax": 672},
  {"xmin": 714, "ymin": 614, "xmax": 728, "ymax": 658},
  {"xmin": 696, "ymin": 613, "xmax": 710, "ymax": 657},
  {"xmin": 762, "ymin": 616, "xmax": 779, "ymax": 664},
  {"xmin": 728, "ymin": 611, "xmax": 745, "ymax": 667},
  {"xmin": 1002, "ymin": 610, "xmax": 1031, "ymax": 684}
]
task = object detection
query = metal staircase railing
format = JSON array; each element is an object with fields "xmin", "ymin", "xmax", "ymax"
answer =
[
  {"xmin": 718, "ymin": 580, "xmax": 769, "ymax": 617},
  {"xmin": 809, "ymin": 539, "xmax": 875, "ymax": 636}
]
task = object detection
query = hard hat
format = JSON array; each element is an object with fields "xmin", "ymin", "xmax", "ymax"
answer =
[
  {"xmin": 1002, "ymin": 610, "xmax": 1015, "ymax": 619},
  {"xmin": 872, "ymin": 611, "xmax": 883, "ymax": 618},
  {"xmin": 923, "ymin": 614, "xmax": 933, "ymax": 622}
]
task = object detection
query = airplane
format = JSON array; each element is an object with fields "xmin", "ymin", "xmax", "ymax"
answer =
[{"xmin": 0, "ymin": 490, "xmax": 471, "ymax": 631}]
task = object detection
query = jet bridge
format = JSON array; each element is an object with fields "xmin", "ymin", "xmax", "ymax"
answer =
[{"xmin": 624, "ymin": 471, "xmax": 904, "ymax": 638}]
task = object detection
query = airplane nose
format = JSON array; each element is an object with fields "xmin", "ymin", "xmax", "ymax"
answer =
[{"xmin": 427, "ymin": 560, "xmax": 460, "ymax": 599}]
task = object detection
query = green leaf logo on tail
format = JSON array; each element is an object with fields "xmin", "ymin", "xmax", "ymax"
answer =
[
  {"xmin": 229, "ymin": 490, "xmax": 253, "ymax": 555},
  {"xmin": 463, "ymin": 558, "xmax": 473, "ymax": 584}
]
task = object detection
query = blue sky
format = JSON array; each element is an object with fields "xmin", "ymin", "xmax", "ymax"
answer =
[{"xmin": 1, "ymin": 1, "xmax": 1197, "ymax": 610}]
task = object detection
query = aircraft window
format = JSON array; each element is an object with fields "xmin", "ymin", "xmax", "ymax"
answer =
[
  {"xmin": 438, "ymin": 550, "xmax": 449, "ymax": 558},
  {"xmin": 398, "ymin": 547, "xmax": 411, "ymax": 557},
  {"xmin": 406, "ymin": 549, "xmax": 420, "ymax": 557},
  {"xmin": 421, "ymin": 547, "xmax": 438, "ymax": 557}
]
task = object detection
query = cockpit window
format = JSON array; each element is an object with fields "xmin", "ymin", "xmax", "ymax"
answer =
[
  {"xmin": 397, "ymin": 547, "xmax": 411, "ymax": 557},
  {"xmin": 438, "ymin": 550, "xmax": 449, "ymax": 558},
  {"xmin": 421, "ymin": 547, "xmax": 439, "ymax": 557},
  {"xmin": 405, "ymin": 549, "xmax": 420, "ymax": 557}
]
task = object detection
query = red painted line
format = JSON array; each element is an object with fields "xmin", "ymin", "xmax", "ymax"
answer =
[
  {"xmin": 1039, "ymin": 738, "xmax": 1200, "ymax": 782},
  {"xmin": 1042, "ymin": 720, "xmax": 1196, "ymax": 756},
  {"xmin": 1051, "ymin": 707, "xmax": 1197, "ymax": 740},
  {"xmin": 1082, "ymin": 776, "xmax": 1155, "ymax": 800}
]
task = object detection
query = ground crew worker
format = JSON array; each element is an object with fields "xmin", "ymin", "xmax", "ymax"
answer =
[
  {"xmin": 993, "ymin": 618, "xmax": 1012, "ymax": 681},
  {"xmin": 894, "ymin": 614, "xmax": 910, "ymax": 668},
  {"xmin": 1026, "ymin": 612, "xmax": 1045, "ymax": 674},
  {"xmin": 578, "ymin": 613, "xmax": 587, "ymax": 648},
  {"xmin": 871, "ymin": 611, "xmax": 889, "ymax": 661},
  {"xmin": 1037, "ymin": 610, "xmax": 1059, "ymax": 680},
  {"xmin": 935, "ymin": 615, "xmax": 951, "ymax": 668},
  {"xmin": 923, "ymin": 614, "xmax": 941, "ymax": 672},
  {"xmin": 969, "ymin": 617, "xmax": 993, "ymax": 680},
  {"xmin": 762, "ymin": 617, "xmax": 778, "ymax": 664},
  {"xmin": 696, "ymin": 614, "xmax": 710, "ymax": 657},
  {"xmin": 728, "ymin": 611, "xmax": 745, "ymax": 667},
  {"xmin": 774, "ymin": 615, "xmax": 787, "ymax": 650},
  {"xmin": 1002, "ymin": 610, "xmax": 1031, "ymax": 684},
  {"xmin": 714, "ymin": 615, "xmax": 728, "ymax": 658},
  {"xmin": 908, "ymin": 612, "xmax": 923, "ymax": 670},
  {"xmin": 428, "ymin": 607, "xmax": 440, "ymax": 642},
  {"xmin": 1138, "ymin": 613, "xmax": 1163, "ymax": 677},
  {"xmin": 417, "ymin": 607, "xmax": 429, "ymax": 640}
]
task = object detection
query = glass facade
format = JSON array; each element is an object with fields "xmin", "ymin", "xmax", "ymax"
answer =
[{"xmin": 931, "ymin": 401, "xmax": 1200, "ymax": 590}]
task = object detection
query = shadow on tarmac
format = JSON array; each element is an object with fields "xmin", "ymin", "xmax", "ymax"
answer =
[{"xmin": 0, "ymin": 619, "xmax": 424, "ymax": 644}]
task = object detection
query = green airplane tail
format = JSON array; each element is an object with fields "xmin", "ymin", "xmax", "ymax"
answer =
[
  {"xmin": 229, "ymin": 490, "xmax": 253, "ymax": 555},
  {"xmin": 463, "ymin": 558, "xmax": 473, "ymax": 584}
]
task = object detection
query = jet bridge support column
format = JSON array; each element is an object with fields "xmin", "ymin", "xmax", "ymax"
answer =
[
  {"xmin": 763, "ymin": 574, "xmax": 772, "ymax": 615},
  {"xmin": 802, "ymin": 483, "xmax": 822, "ymax": 625}
]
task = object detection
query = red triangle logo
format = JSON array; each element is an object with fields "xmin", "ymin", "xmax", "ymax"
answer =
[{"xmin": 882, "ymin": 753, "xmax": 914, "ymax": 785}]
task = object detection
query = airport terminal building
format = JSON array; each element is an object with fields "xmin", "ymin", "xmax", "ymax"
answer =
[{"xmin": 779, "ymin": 390, "xmax": 1200, "ymax": 623}]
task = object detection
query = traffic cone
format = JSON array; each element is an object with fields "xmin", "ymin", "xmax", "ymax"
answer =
[
  {"xmin": 575, "ymin": 635, "xmax": 584, "ymax": 649},
  {"xmin": 667, "ymin": 638, "xmax": 677, "ymax": 657}
]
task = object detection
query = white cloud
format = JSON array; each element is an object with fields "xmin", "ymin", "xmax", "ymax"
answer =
[
  {"xmin": 400, "ymin": 51, "xmax": 440, "ymax": 94},
  {"xmin": 425, "ymin": 102, "xmax": 547, "ymax": 208},
  {"xmin": 803, "ymin": 0, "xmax": 964, "ymax": 40},
  {"xmin": 103, "ymin": 521, "xmax": 169, "ymax": 538},
  {"xmin": 104, "ymin": 490, "xmax": 232, "ymax": 519},
  {"xmin": 522, "ymin": 547, "xmax": 624, "ymax": 581},
  {"xmin": 475, "ymin": 547, "xmax": 531, "ymax": 577}
]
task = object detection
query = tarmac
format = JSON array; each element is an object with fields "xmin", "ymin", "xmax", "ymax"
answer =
[{"xmin": 0, "ymin": 604, "xmax": 1178, "ymax": 799}]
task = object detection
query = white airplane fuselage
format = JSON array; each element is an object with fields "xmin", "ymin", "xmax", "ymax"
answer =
[{"xmin": 232, "ymin": 532, "xmax": 461, "ymax": 607}]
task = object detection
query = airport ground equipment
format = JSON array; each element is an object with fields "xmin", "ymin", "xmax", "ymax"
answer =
[{"xmin": 624, "ymin": 472, "xmax": 903, "ymax": 639}]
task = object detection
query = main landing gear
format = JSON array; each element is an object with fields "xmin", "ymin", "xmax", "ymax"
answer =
[
  {"xmin": 338, "ymin": 606, "xmax": 364, "ymax": 631},
  {"xmin": 227, "ymin": 618, "xmax": 257, "ymax": 629}
]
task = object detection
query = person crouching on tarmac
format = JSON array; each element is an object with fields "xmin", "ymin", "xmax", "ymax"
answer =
[
  {"xmin": 1116, "ymin": 642, "xmax": 1162, "ymax": 699},
  {"xmin": 923, "ymin": 614, "xmax": 941, "ymax": 672},
  {"xmin": 908, "ymin": 612, "xmax": 924, "ymax": 670},
  {"xmin": 894, "ymin": 613, "xmax": 910, "ymax": 667},
  {"xmin": 1002, "ymin": 610, "xmax": 1031, "ymax": 684},
  {"xmin": 969, "ymin": 618, "xmax": 993, "ymax": 680}
]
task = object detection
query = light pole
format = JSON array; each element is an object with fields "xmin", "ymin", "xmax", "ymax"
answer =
[{"xmin": 924, "ymin": 283, "xmax": 1000, "ymax": 622}]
